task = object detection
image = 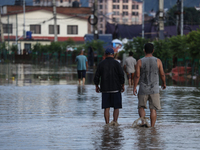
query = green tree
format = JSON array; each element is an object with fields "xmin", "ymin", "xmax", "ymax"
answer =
[
  {"xmin": 10, "ymin": 45, "xmax": 18, "ymax": 53},
  {"xmin": 169, "ymin": 35, "xmax": 188, "ymax": 58},
  {"xmin": 132, "ymin": 37, "xmax": 149, "ymax": 60},
  {"xmin": 187, "ymin": 28, "xmax": 200, "ymax": 60},
  {"xmin": 84, "ymin": 40, "xmax": 105, "ymax": 56},
  {"xmin": 153, "ymin": 39, "xmax": 173, "ymax": 61}
]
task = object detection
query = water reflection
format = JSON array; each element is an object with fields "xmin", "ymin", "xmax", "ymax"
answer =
[
  {"xmin": 77, "ymin": 85, "xmax": 87, "ymax": 95},
  {"xmin": 136, "ymin": 127, "xmax": 163, "ymax": 149},
  {"xmin": 0, "ymin": 64, "xmax": 199, "ymax": 86},
  {"xmin": 94, "ymin": 126, "xmax": 124, "ymax": 150}
]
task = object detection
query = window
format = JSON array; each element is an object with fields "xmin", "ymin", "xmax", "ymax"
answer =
[
  {"xmin": 113, "ymin": 0, "xmax": 119, "ymax": 2},
  {"xmin": 123, "ymin": 11, "xmax": 128, "ymax": 16},
  {"xmin": 30, "ymin": 25, "xmax": 41, "ymax": 34},
  {"xmin": 123, "ymin": 5, "xmax": 128, "ymax": 9},
  {"xmin": 123, "ymin": 0, "xmax": 128, "ymax": 3},
  {"xmin": 67, "ymin": 25, "xmax": 78, "ymax": 34},
  {"xmin": 132, "ymin": 5, "xmax": 139, "ymax": 9},
  {"xmin": 3, "ymin": 24, "xmax": 12, "ymax": 34},
  {"xmin": 123, "ymin": 18, "xmax": 128, "ymax": 23},
  {"xmin": 132, "ymin": 12, "xmax": 139, "ymax": 16},
  {"xmin": 100, "ymin": 24, "xmax": 103, "ymax": 28},
  {"xmin": 113, "ymin": 18, "xmax": 116, "ymax": 22},
  {"xmin": 116, "ymin": 18, "xmax": 120, "ymax": 22},
  {"xmin": 113, "ymin": 11, "xmax": 120, "ymax": 15},
  {"xmin": 49, "ymin": 25, "xmax": 60, "ymax": 34},
  {"xmin": 99, "ymin": 5, "xmax": 103, "ymax": 9},
  {"xmin": 35, "ymin": 0, "xmax": 40, "ymax": 3},
  {"xmin": 60, "ymin": 0, "xmax": 63, "ymax": 3},
  {"xmin": 99, "ymin": 0, "xmax": 103, "ymax": 3},
  {"xmin": 100, "ymin": 18, "xmax": 103, "ymax": 22},
  {"xmin": 24, "ymin": 43, "xmax": 31, "ymax": 52},
  {"xmin": 113, "ymin": 5, "xmax": 119, "ymax": 9},
  {"xmin": 132, "ymin": 17, "xmax": 139, "ymax": 23}
]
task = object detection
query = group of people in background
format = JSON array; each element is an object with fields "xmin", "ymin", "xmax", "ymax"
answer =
[{"xmin": 76, "ymin": 43, "xmax": 166, "ymax": 127}]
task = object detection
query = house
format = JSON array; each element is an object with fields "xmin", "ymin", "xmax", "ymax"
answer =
[{"xmin": 0, "ymin": 5, "xmax": 92, "ymax": 54}]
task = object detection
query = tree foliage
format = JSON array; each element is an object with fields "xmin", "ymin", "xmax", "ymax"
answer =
[
  {"xmin": 166, "ymin": 6, "xmax": 200, "ymax": 25},
  {"xmin": 168, "ymin": 35, "xmax": 188, "ymax": 58},
  {"xmin": 187, "ymin": 28, "xmax": 200, "ymax": 60},
  {"xmin": 83, "ymin": 40, "xmax": 105, "ymax": 56},
  {"xmin": 153, "ymin": 39, "xmax": 173, "ymax": 61}
]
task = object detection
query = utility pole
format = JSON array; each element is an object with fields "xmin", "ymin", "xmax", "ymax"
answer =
[
  {"xmin": 176, "ymin": 0, "xmax": 181, "ymax": 35},
  {"xmin": 53, "ymin": 0, "xmax": 57, "ymax": 42},
  {"xmin": 158, "ymin": 0, "xmax": 164, "ymax": 39},
  {"xmin": 93, "ymin": 0, "xmax": 98, "ymax": 40},
  {"xmin": 142, "ymin": 0, "xmax": 144, "ymax": 38},
  {"xmin": 23, "ymin": 0, "xmax": 26, "ymax": 38},
  {"xmin": 8, "ymin": 15, "xmax": 10, "ymax": 51},
  {"xmin": 181, "ymin": 0, "xmax": 184, "ymax": 36},
  {"xmin": 0, "ymin": 9, "xmax": 4, "ymax": 42}
]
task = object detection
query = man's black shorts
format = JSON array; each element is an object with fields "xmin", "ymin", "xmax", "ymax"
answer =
[
  {"xmin": 102, "ymin": 92, "xmax": 122, "ymax": 109},
  {"xmin": 77, "ymin": 70, "xmax": 86, "ymax": 79}
]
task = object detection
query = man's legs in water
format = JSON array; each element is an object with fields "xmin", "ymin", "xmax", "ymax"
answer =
[
  {"xmin": 104, "ymin": 108, "xmax": 110, "ymax": 124},
  {"xmin": 113, "ymin": 109, "xmax": 119, "ymax": 122},
  {"xmin": 82, "ymin": 78, "xmax": 85, "ymax": 85},
  {"xmin": 150, "ymin": 109, "xmax": 157, "ymax": 127},
  {"xmin": 138, "ymin": 107, "xmax": 146, "ymax": 125}
]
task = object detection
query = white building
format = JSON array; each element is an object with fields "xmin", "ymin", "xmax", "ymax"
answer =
[
  {"xmin": 1, "ymin": 7, "xmax": 90, "ymax": 53},
  {"xmin": 33, "ymin": 0, "xmax": 81, "ymax": 7}
]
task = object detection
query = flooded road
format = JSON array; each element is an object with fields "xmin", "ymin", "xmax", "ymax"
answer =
[{"xmin": 0, "ymin": 64, "xmax": 200, "ymax": 149}]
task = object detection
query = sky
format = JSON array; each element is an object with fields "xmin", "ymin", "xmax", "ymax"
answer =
[
  {"xmin": 0, "ymin": 0, "xmax": 88, "ymax": 7},
  {"xmin": 0, "ymin": 0, "xmax": 199, "ymax": 12}
]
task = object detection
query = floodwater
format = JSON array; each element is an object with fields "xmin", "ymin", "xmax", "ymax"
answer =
[{"xmin": 0, "ymin": 64, "xmax": 200, "ymax": 150}]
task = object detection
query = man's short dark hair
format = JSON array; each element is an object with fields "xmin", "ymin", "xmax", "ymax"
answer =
[
  {"xmin": 144, "ymin": 43, "xmax": 154, "ymax": 54},
  {"xmin": 129, "ymin": 51, "xmax": 133, "ymax": 56}
]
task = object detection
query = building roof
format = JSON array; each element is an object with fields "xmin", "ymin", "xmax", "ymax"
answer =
[{"xmin": 1, "ymin": 5, "xmax": 92, "ymax": 17}]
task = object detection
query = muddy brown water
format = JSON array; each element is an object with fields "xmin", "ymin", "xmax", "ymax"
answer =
[{"xmin": 0, "ymin": 64, "xmax": 200, "ymax": 149}]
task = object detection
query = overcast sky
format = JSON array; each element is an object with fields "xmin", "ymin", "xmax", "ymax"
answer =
[
  {"xmin": 0, "ymin": 0, "xmax": 199, "ymax": 13},
  {"xmin": 0, "ymin": 0, "xmax": 88, "ymax": 7}
]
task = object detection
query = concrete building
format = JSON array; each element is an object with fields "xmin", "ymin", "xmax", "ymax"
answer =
[
  {"xmin": 89, "ymin": 0, "xmax": 143, "ymax": 34},
  {"xmin": 0, "ymin": 5, "xmax": 92, "ymax": 53},
  {"xmin": 33, "ymin": 0, "xmax": 81, "ymax": 7}
]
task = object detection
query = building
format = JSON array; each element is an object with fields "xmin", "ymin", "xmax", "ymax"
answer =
[
  {"xmin": 33, "ymin": 0, "xmax": 81, "ymax": 7},
  {"xmin": 0, "ymin": 5, "xmax": 92, "ymax": 53},
  {"xmin": 89, "ymin": 0, "xmax": 143, "ymax": 34}
]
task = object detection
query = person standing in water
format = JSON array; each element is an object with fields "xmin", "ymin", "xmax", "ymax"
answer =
[
  {"xmin": 123, "ymin": 51, "xmax": 137, "ymax": 86},
  {"xmin": 75, "ymin": 49, "xmax": 88, "ymax": 85},
  {"xmin": 133, "ymin": 43, "xmax": 166, "ymax": 127},
  {"xmin": 94, "ymin": 48, "xmax": 125, "ymax": 125}
]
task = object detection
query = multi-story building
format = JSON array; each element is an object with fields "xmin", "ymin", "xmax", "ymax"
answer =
[
  {"xmin": 89, "ymin": 0, "xmax": 143, "ymax": 34},
  {"xmin": 33, "ymin": 0, "xmax": 81, "ymax": 7}
]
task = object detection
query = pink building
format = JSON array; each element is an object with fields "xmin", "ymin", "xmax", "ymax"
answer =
[{"xmin": 89, "ymin": 0, "xmax": 143, "ymax": 34}]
